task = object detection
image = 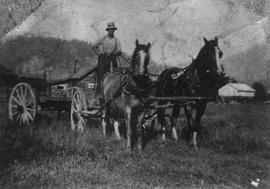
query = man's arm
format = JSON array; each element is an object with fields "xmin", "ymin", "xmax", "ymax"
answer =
[
  {"xmin": 113, "ymin": 38, "xmax": 122, "ymax": 56},
  {"xmin": 92, "ymin": 37, "xmax": 104, "ymax": 55}
]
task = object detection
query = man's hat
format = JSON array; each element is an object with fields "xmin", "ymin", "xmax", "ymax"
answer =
[{"xmin": 105, "ymin": 22, "xmax": 117, "ymax": 31}]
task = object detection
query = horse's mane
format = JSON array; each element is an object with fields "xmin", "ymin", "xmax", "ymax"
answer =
[
  {"xmin": 131, "ymin": 45, "xmax": 142, "ymax": 68},
  {"xmin": 131, "ymin": 44, "xmax": 148, "ymax": 61},
  {"xmin": 131, "ymin": 48, "xmax": 138, "ymax": 63},
  {"xmin": 130, "ymin": 47, "xmax": 139, "ymax": 71},
  {"xmin": 183, "ymin": 42, "xmax": 212, "ymax": 73}
]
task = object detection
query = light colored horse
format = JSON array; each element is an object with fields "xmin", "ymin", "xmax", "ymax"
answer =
[{"xmin": 101, "ymin": 39, "xmax": 151, "ymax": 151}]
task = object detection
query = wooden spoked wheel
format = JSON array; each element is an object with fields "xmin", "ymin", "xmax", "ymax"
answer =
[
  {"xmin": 55, "ymin": 87, "xmax": 82, "ymax": 119},
  {"xmin": 8, "ymin": 83, "xmax": 36, "ymax": 125},
  {"xmin": 70, "ymin": 90, "xmax": 86, "ymax": 132}
]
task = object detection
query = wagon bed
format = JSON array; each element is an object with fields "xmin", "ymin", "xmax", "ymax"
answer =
[{"xmin": 4, "ymin": 64, "xmax": 98, "ymax": 125}]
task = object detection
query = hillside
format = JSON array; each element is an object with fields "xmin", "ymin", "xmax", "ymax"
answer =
[{"xmin": 0, "ymin": 0, "xmax": 270, "ymax": 88}]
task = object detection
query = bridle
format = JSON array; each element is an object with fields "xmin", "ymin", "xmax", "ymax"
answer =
[
  {"xmin": 123, "ymin": 47, "xmax": 152, "ymax": 97},
  {"xmin": 131, "ymin": 49, "xmax": 149, "ymax": 76}
]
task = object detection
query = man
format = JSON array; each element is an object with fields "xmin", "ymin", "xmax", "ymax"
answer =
[{"xmin": 93, "ymin": 22, "xmax": 122, "ymax": 98}]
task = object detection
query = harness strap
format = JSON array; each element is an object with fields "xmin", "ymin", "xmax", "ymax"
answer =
[
  {"xmin": 92, "ymin": 74, "xmax": 127, "ymax": 117},
  {"xmin": 123, "ymin": 75, "xmax": 154, "ymax": 97}
]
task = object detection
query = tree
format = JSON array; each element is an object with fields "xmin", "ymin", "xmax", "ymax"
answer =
[{"xmin": 252, "ymin": 82, "xmax": 267, "ymax": 101}]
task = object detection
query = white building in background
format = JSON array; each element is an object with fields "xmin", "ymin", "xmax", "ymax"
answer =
[{"xmin": 218, "ymin": 83, "xmax": 256, "ymax": 103}]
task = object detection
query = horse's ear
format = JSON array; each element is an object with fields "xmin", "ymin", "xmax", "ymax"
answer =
[
  {"xmin": 135, "ymin": 39, "xmax": 139, "ymax": 47},
  {"xmin": 214, "ymin": 36, "xmax": 218, "ymax": 45},
  {"xmin": 203, "ymin": 37, "xmax": 208, "ymax": 44},
  {"xmin": 146, "ymin": 42, "xmax": 151, "ymax": 50}
]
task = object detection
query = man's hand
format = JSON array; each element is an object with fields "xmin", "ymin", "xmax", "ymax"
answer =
[
  {"xmin": 103, "ymin": 52, "xmax": 122, "ymax": 56},
  {"xmin": 113, "ymin": 51, "xmax": 122, "ymax": 56}
]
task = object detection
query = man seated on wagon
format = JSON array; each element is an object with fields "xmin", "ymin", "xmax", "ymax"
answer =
[{"xmin": 93, "ymin": 22, "xmax": 122, "ymax": 99}]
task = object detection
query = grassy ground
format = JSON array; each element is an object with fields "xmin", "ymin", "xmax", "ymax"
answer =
[{"xmin": 0, "ymin": 104, "xmax": 270, "ymax": 188}]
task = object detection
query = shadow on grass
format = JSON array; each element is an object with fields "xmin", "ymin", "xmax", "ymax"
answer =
[
  {"xmin": 199, "ymin": 120, "xmax": 270, "ymax": 155},
  {"xmin": 0, "ymin": 122, "xmax": 54, "ymax": 171},
  {"xmin": 0, "ymin": 119, "xmax": 100, "ymax": 173},
  {"xmin": 1, "ymin": 104, "xmax": 270, "ymax": 188}
]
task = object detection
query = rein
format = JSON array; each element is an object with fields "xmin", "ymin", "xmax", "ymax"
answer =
[
  {"xmin": 184, "ymin": 69, "xmax": 203, "ymax": 90},
  {"xmin": 93, "ymin": 73, "xmax": 127, "ymax": 117},
  {"xmin": 118, "ymin": 55, "xmax": 160, "ymax": 77},
  {"xmin": 172, "ymin": 47, "xmax": 220, "ymax": 92}
]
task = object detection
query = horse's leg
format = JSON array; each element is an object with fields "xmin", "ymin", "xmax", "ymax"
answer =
[
  {"xmin": 192, "ymin": 101, "xmax": 207, "ymax": 150},
  {"xmin": 171, "ymin": 105, "xmax": 180, "ymax": 140},
  {"xmin": 125, "ymin": 106, "xmax": 132, "ymax": 150},
  {"xmin": 184, "ymin": 101, "xmax": 207, "ymax": 150},
  {"xmin": 113, "ymin": 119, "xmax": 121, "ymax": 140},
  {"xmin": 136, "ymin": 110, "xmax": 145, "ymax": 151},
  {"xmin": 101, "ymin": 108, "xmax": 107, "ymax": 137},
  {"xmin": 184, "ymin": 103, "xmax": 196, "ymax": 147},
  {"xmin": 157, "ymin": 108, "xmax": 167, "ymax": 141}
]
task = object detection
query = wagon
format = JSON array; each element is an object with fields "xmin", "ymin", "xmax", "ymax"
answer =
[
  {"xmin": 1, "ymin": 53, "xmax": 133, "ymax": 127},
  {"xmin": 3, "ymin": 62, "xmax": 98, "ymax": 126}
]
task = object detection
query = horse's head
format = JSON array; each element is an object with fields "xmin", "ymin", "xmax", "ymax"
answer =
[
  {"xmin": 201, "ymin": 36, "xmax": 223, "ymax": 74},
  {"xmin": 131, "ymin": 39, "xmax": 151, "ymax": 76},
  {"xmin": 193, "ymin": 36, "xmax": 224, "ymax": 86}
]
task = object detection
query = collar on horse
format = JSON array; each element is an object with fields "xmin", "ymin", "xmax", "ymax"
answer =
[
  {"xmin": 171, "ymin": 61, "xmax": 213, "ymax": 95},
  {"xmin": 123, "ymin": 73, "xmax": 153, "ymax": 97},
  {"xmin": 184, "ymin": 69, "xmax": 222, "ymax": 96}
]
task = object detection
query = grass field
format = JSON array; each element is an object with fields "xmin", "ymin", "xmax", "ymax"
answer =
[{"xmin": 0, "ymin": 103, "xmax": 270, "ymax": 188}]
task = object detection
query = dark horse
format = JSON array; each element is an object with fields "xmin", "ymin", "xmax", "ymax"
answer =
[
  {"xmin": 101, "ymin": 39, "xmax": 151, "ymax": 151},
  {"xmin": 157, "ymin": 36, "xmax": 224, "ymax": 150}
]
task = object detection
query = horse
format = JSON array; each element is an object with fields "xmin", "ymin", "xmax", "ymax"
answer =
[
  {"xmin": 101, "ymin": 39, "xmax": 151, "ymax": 151},
  {"xmin": 157, "ymin": 36, "xmax": 225, "ymax": 150}
]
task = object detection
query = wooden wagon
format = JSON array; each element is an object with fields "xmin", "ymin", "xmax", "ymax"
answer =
[
  {"xmin": 1, "ymin": 54, "xmax": 132, "ymax": 127},
  {"xmin": 1, "ymin": 63, "xmax": 98, "ymax": 126}
]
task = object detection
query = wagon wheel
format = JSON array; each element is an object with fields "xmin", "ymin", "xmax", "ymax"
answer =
[
  {"xmin": 63, "ymin": 87, "xmax": 81, "ymax": 98},
  {"xmin": 57, "ymin": 87, "xmax": 85, "ymax": 119},
  {"xmin": 8, "ymin": 83, "xmax": 36, "ymax": 126},
  {"xmin": 63, "ymin": 87, "xmax": 88, "ymax": 108},
  {"xmin": 70, "ymin": 90, "xmax": 87, "ymax": 132}
]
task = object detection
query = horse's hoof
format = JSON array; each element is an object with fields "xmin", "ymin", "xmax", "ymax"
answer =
[
  {"xmin": 172, "ymin": 128, "xmax": 178, "ymax": 141},
  {"xmin": 126, "ymin": 142, "xmax": 131, "ymax": 151},
  {"xmin": 188, "ymin": 143, "xmax": 194, "ymax": 148},
  {"xmin": 137, "ymin": 145, "xmax": 143, "ymax": 152},
  {"xmin": 113, "ymin": 121, "xmax": 121, "ymax": 140},
  {"xmin": 161, "ymin": 134, "xmax": 166, "ymax": 141},
  {"xmin": 188, "ymin": 143, "xmax": 199, "ymax": 151},
  {"xmin": 125, "ymin": 147, "xmax": 132, "ymax": 153}
]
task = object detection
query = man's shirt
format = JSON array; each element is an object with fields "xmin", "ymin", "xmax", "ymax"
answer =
[{"xmin": 95, "ymin": 35, "xmax": 122, "ymax": 55}]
